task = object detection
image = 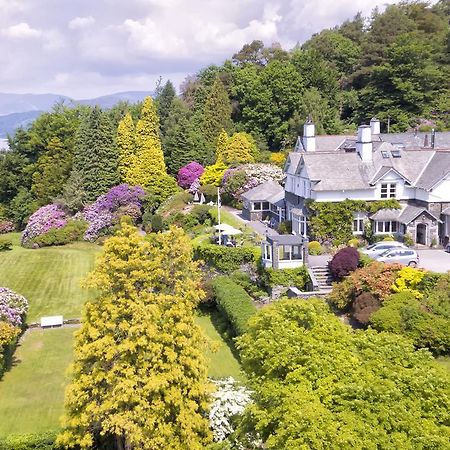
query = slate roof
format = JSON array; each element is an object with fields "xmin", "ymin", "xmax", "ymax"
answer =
[
  {"xmin": 442, "ymin": 207, "xmax": 450, "ymax": 215},
  {"xmin": 370, "ymin": 208, "xmax": 401, "ymax": 221},
  {"xmin": 267, "ymin": 234, "xmax": 304, "ymax": 245},
  {"xmin": 415, "ymin": 151, "xmax": 450, "ymax": 190},
  {"xmin": 241, "ymin": 181, "xmax": 284, "ymax": 202},
  {"xmin": 398, "ymin": 205, "xmax": 440, "ymax": 224},
  {"xmin": 296, "ymin": 135, "xmax": 355, "ymax": 152},
  {"xmin": 379, "ymin": 132, "xmax": 450, "ymax": 150}
]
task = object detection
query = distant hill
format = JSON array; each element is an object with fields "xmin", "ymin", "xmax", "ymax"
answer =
[
  {"xmin": 0, "ymin": 91, "xmax": 152, "ymax": 137},
  {"xmin": 0, "ymin": 111, "xmax": 43, "ymax": 138}
]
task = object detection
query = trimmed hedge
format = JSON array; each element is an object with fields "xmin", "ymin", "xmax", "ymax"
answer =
[
  {"xmin": 195, "ymin": 244, "xmax": 260, "ymax": 273},
  {"xmin": 262, "ymin": 267, "xmax": 309, "ymax": 289},
  {"xmin": 212, "ymin": 276, "xmax": 257, "ymax": 336},
  {"xmin": 0, "ymin": 238, "xmax": 12, "ymax": 252},
  {"xmin": 0, "ymin": 432, "xmax": 60, "ymax": 450}
]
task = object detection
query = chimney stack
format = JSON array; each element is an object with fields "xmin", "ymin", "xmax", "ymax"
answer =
[
  {"xmin": 302, "ymin": 116, "xmax": 316, "ymax": 152},
  {"xmin": 356, "ymin": 124, "xmax": 372, "ymax": 162},
  {"xmin": 370, "ymin": 117, "xmax": 380, "ymax": 136}
]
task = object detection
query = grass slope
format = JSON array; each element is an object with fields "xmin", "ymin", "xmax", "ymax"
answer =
[
  {"xmin": 0, "ymin": 234, "xmax": 99, "ymax": 322},
  {"xmin": 195, "ymin": 307, "xmax": 244, "ymax": 381},
  {"xmin": 0, "ymin": 327, "xmax": 75, "ymax": 437}
]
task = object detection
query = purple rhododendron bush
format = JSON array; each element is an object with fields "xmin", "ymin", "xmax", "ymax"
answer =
[
  {"xmin": 0, "ymin": 220, "xmax": 15, "ymax": 234},
  {"xmin": 82, "ymin": 184, "xmax": 145, "ymax": 241},
  {"xmin": 177, "ymin": 162, "xmax": 204, "ymax": 189},
  {"xmin": 0, "ymin": 287, "xmax": 28, "ymax": 327},
  {"xmin": 21, "ymin": 204, "xmax": 68, "ymax": 246}
]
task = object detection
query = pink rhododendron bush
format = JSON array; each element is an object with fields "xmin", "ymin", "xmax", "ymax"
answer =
[
  {"xmin": 0, "ymin": 221, "xmax": 15, "ymax": 234},
  {"xmin": 221, "ymin": 164, "xmax": 284, "ymax": 202},
  {"xmin": 177, "ymin": 162, "xmax": 204, "ymax": 189},
  {"xmin": 21, "ymin": 204, "xmax": 68, "ymax": 246},
  {"xmin": 82, "ymin": 184, "xmax": 145, "ymax": 241}
]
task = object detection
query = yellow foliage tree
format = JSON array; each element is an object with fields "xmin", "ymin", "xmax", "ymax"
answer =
[
  {"xmin": 58, "ymin": 224, "xmax": 211, "ymax": 450},
  {"xmin": 117, "ymin": 112, "xmax": 136, "ymax": 182},
  {"xmin": 391, "ymin": 266, "xmax": 425, "ymax": 299},
  {"xmin": 200, "ymin": 161, "xmax": 228, "ymax": 186},
  {"xmin": 270, "ymin": 151, "xmax": 287, "ymax": 167},
  {"xmin": 215, "ymin": 129, "xmax": 229, "ymax": 163},
  {"xmin": 221, "ymin": 132, "xmax": 256, "ymax": 165}
]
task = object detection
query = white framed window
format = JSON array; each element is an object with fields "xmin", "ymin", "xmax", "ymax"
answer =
[
  {"xmin": 352, "ymin": 213, "xmax": 365, "ymax": 235},
  {"xmin": 263, "ymin": 244, "xmax": 272, "ymax": 260},
  {"xmin": 278, "ymin": 245, "xmax": 302, "ymax": 261},
  {"xmin": 376, "ymin": 221, "xmax": 398, "ymax": 233},
  {"xmin": 252, "ymin": 202, "xmax": 270, "ymax": 211},
  {"xmin": 380, "ymin": 183, "xmax": 396, "ymax": 199}
]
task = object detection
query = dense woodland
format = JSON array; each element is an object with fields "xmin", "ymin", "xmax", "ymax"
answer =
[{"xmin": 0, "ymin": 1, "xmax": 448, "ymax": 228}]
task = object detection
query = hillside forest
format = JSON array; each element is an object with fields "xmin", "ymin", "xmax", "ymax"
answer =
[{"xmin": 0, "ymin": 1, "xmax": 449, "ymax": 227}]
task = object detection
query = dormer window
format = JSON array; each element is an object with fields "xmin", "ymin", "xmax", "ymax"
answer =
[
  {"xmin": 381, "ymin": 150, "xmax": 389, "ymax": 158},
  {"xmin": 381, "ymin": 183, "xmax": 396, "ymax": 199}
]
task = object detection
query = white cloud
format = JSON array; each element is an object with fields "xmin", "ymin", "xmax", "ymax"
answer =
[
  {"xmin": 68, "ymin": 16, "xmax": 95, "ymax": 30},
  {"xmin": 2, "ymin": 22, "xmax": 42, "ymax": 39}
]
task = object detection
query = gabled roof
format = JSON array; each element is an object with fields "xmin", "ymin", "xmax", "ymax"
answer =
[
  {"xmin": 415, "ymin": 151, "xmax": 450, "ymax": 191},
  {"xmin": 370, "ymin": 208, "xmax": 401, "ymax": 221},
  {"xmin": 241, "ymin": 180, "xmax": 284, "ymax": 202},
  {"xmin": 380, "ymin": 132, "xmax": 450, "ymax": 150},
  {"xmin": 399, "ymin": 205, "xmax": 441, "ymax": 224},
  {"xmin": 369, "ymin": 166, "xmax": 411, "ymax": 185},
  {"xmin": 285, "ymin": 153, "xmax": 301, "ymax": 175}
]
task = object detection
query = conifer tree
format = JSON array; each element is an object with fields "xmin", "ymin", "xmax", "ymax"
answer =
[
  {"xmin": 202, "ymin": 77, "xmax": 232, "ymax": 161},
  {"xmin": 128, "ymin": 97, "xmax": 178, "ymax": 200},
  {"xmin": 73, "ymin": 106, "xmax": 119, "ymax": 201},
  {"xmin": 157, "ymin": 80, "xmax": 176, "ymax": 135},
  {"xmin": 215, "ymin": 129, "xmax": 229, "ymax": 163},
  {"xmin": 221, "ymin": 132, "xmax": 256, "ymax": 165},
  {"xmin": 31, "ymin": 137, "xmax": 72, "ymax": 205},
  {"xmin": 58, "ymin": 224, "xmax": 211, "ymax": 450},
  {"xmin": 117, "ymin": 112, "xmax": 136, "ymax": 182}
]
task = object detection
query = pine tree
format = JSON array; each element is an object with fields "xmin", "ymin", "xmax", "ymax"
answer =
[
  {"xmin": 202, "ymin": 77, "xmax": 232, "ymax": 161},
  {"xmin": 31, "ymin": 137, "xmax": 72, "ymax": 205},
  {"xmin": 73, "ymin": 106, "xmax": 119, "ymax": 201},
  {"xmin": 117, "ymin": 112, "xmax": 136, "ymax": 182},
  {"xmin": 58, "ymin": 224, "xmax": 211, "ymax": 450},
  {"xmin": 157, "ymin": 80, "xmax": 176, "ymax": 135},
  {"xmin": 221, "ymin": 132, "xmax": 256, "ymax": 165},
  {"xmin": 215, "ymin": 129, "xmax": 229, "ymax": 163}
]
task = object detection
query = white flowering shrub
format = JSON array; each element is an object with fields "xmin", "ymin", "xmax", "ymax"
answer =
[{"xmin": 209, "ymin": 377, "xmax": 252, "ymax": 442}]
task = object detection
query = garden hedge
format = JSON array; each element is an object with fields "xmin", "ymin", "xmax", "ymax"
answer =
[
  {"xmin": 195, "ymin": 244, "xmax": 260, "ymax": 273},
  {"xmin": 211, "ymin": 276, "xmax": 257, "ymax": 336},
  {"xmin": 0, "ymin": 432, "xmax": 60, "ymax": 450},
  {"xmin": 261, "ymin": 267, "xmax": 309, "ymax": 289}
]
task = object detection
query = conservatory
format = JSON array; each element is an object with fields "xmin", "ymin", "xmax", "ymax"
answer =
[{"xmin": 261, "ymin": 234, "xmax": 305, "ymax": 269}]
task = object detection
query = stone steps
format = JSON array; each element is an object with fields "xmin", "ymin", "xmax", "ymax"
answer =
[{"xmin": 310, "ymin": 265, "xmax": 333, "ymax": 291}]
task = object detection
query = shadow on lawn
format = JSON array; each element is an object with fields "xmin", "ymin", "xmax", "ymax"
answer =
[{"xmin": 198, "ymin": 303, "xmax": 242, "ymax": 364}]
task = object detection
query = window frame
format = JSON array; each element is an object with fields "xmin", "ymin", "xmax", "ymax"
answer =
[{"xmin": 380, "ymin": 183, "xmax": 396, "ymax": 199}]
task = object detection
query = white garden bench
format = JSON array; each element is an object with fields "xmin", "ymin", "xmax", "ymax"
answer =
[{"xmin": 40, "ymin": 315, "xmax": 63, "ymax": 328}]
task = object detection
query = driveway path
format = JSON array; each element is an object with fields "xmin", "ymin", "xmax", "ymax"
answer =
[{"xmin": 417, "ymin": 249, "xmax": 450, "ymax": 273}]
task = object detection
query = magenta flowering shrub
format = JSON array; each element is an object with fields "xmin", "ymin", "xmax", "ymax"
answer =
[
  {"xmin": 82, "ymin": 184, "xmax": 145, "ymax": 241},
  {"xmin": 177, "ymin": 162, "xmax": 204, "ymax": 189},
  {"xmin": 21, "ymin": 204, "xmax": 67, "ymax": 246},
  {"xmin": 0, "ymin": 221, "xmax": 15, "ymax": 234},
  {"xmin": 0, "ymin": 287, "xmax": 28, "ymax": 327}
]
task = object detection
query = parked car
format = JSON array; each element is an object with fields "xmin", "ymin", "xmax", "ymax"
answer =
[
  {"xmin": 361, "ymin": 241, "xmax": 408, "ymax": 258},
  {"xmin": 376, "ymin": 248, "xmax": 419, "ymax": 267},
  {"xmin": 445, "ymin": 243, "xmax": 450, "ymax": 253}
]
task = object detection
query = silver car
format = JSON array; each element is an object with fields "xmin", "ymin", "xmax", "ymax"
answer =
[
  {"xmin": 362, "ymin": 241, "xmax": 407, "ymax": 258},
  {"xmin": 376, "ymin": 248, "xmax": 419, "ymax": 267}
]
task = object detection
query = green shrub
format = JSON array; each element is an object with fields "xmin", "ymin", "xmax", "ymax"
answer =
[
  {"xmin": 0, "ymin": 431, "xmax": 60, "ymax": 450},
  {"xmin": 212, "ymin": 276, "xmax": 257, "ymax": 336},
  {"xmin": 29, "ymin": 220, "xmax": 87, "ymax": 248},
  {"xmin": 358, "ymin": 251, "xmax": 373, "ymax": 267},
  {"xmin": 403, "ymin": 233, "xmax": 414, "ymax": 247},
  {"xmin": 151, "ymin": 214, "xmax": 165, "ymax": 232},
  {"xmin": 190, "ymin": 205, "xmax": 211, "ymax": 224},
  {"xmin": 194, "ymin": 244, "xmax": 259, "ymax": 273},
  {"xmin": 0, "ymin": 238, "xmax": 12, "ymax": 252},
  {"xmin": 230, "ymin": 271, "xmax": 267, "ymax": 298},
  {"xmin": 382, "ymin": 235, "xmax": 395, "ymax": 241},
  {"xmin": 261, "ymin": 267, "xmax": 309, "ymax": 289},
  {"xmin": 308, "ymin": 240, "xmax": 322, "ymax": 255}
]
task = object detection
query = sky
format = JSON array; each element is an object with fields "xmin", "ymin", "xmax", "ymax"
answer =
[{"xmin": 0, "ymin": 0, "xmax": 402, "ymax": 99}]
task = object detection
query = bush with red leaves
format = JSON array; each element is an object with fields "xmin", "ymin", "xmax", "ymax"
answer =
[{"xmin": 329, "ymin": 246, "xmax": 360, "ymax": 280}]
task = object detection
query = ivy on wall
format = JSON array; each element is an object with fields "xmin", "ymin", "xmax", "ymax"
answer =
[{"xmin": 306, "ymin": 199, "xmax": 401, "ymax": 245}]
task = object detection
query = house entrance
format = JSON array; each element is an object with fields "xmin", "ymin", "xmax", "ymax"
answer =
[{"xmin": 416, "ymin": 223, "xmax": 427, "ymax": 245}]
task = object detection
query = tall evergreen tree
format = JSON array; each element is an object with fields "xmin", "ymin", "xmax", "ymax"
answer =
[
  {"xmin": 215, "ymin": 129, "xmax": 229, "ymax": 162},
  {"xmin": 73, "ymin": 106, "xmax": 119, "ymax": 202},
  {"xmin": 128, "ymin": 97, "xmax": 178, "ymax": 200},
  {"xmin": 157, "ymin": 80, "xmax": 176, "ymax": 135},
  {"xmin": 58, "ymin": 224, "xmax": 211, "ymax": 450},
  {"xmin": 202, "ymin": 76, "xmax": 232, "ymax": 160},
  {"xmin": 117, "ymin": 112, "xmax": 136, "ymax": 182}
]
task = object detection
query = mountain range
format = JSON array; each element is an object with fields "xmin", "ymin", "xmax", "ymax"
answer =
[{"xmin": 0, "ymin": 91, "xmax": 152, "ymax": 138}]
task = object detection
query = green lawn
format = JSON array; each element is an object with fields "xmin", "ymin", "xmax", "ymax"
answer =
[
  {"xmin": 0, "ymin": 234, "xmax": 100, "ymax": 322},
  {"xmin": 195, "ymin": 306, "xmax": 244, "ymax": 381},
  {"xmin": 0, "ymin": 327, "xmax": 75, "ymax": 437}
]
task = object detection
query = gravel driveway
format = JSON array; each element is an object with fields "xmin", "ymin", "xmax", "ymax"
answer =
[{"xmin": 417, "ymin": 249, "xmax": 450, "ymax": 273}]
